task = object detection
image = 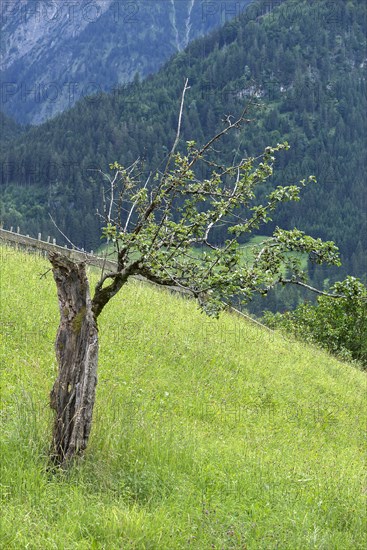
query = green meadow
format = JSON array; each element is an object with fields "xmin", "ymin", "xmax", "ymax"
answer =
[
  {"xmin": 0, "ymin": 245, "xmax": 366, "ymax": 549},
  {"xmin": 98, "ymin": 235, "xmax": 308, "ymax": 272}
]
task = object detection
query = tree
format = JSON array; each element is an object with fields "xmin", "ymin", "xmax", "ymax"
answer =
[
  {"xmin": 263, "ymin": 276, "xmax": 367, "ymax": 367},
  {"xmin": 48, "ymin": 84, "xmax": 343, "ymax": 466}
]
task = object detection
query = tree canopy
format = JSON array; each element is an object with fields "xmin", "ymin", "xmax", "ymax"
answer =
[{"xmin": 89, "ymin": 90, "xmax": 343, "ymax": 322}]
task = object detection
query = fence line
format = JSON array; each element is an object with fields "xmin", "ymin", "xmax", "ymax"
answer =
[
  {"xmin": 0, "ymin": 226, "xmax": 117, "ymax": 271},
  {"xmin": 0, "ymin": 225, "xmax": 273, "ymax": 332}
]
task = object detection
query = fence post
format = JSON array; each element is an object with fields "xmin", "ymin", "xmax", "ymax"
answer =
[
  {"xmin": 47, "ymin": 236, "xmax": 50, "ymax": 243},
  {"xmin": 53, "ymin": 238, "xmax": 56, "ymax": 246},
  {"xmin": 17, "ymin": 227, "xmax": 20, "ymax": 234},
  {"xmin": 38, "ymin": 233, "xmax": 42, "ymax": 241},
  {"xmin": 10, "ymin": 226, "xmax": 13, "ymax": 232}
]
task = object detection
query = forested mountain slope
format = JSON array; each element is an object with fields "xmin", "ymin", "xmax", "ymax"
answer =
[
  {"xmin": 0, "ymin": 0, "xmax": 251, "ymax": 124},
  {"xmin": 0, "ymin": 112, "xmax": 26, "ymax": 145},
  {"xmin": 0, "ymin": 0, "xmax": 366, "ymax": 282}
]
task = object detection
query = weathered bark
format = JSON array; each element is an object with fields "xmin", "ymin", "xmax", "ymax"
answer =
[{"xmin": 49, "ymin": 252, "xmax": 98, "ymax": 466}]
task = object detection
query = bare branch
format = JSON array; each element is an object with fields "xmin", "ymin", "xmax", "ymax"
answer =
[
  {"xmin": 124, "ymin": 172, "xmax": 151, "ymax": 233},
  {"xmin": 188, "ymin": 101, "xmax": 253, "ymax": 170},
  {"xmin": 48, "ymin": 213, "xmax": 83, "ymax": 252},
  {"xmin": 166, "ymin": 78, "xmax": 190, "ymax": 167},
  {"xmin": 108, "ymin": 170, "xmax": 119, "ymax": 223},
  {"xmin": 280, "ymin": 279, "xmax": 344, "ymax": 298}
]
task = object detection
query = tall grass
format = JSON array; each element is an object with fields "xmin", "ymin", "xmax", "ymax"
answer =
[{"xmin": 0, "ymin": 245, "xmax": 366, "ymax": 549}]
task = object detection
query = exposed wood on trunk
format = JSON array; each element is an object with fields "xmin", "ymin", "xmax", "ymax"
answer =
[{"xmin": 49, "ymin": 252, "xmax": 98, "ymax": 466}]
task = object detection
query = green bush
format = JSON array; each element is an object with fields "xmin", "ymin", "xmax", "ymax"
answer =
[{"xmin": 264, "ymin": 276, "xmax": 367, "ymax": 368}]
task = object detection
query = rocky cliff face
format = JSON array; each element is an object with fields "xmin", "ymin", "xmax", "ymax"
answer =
[
  {"xmin": 1, "ymin": 0, "xmax": 252, "ymax": 124},
  {"xmin": 1, "ymin": 1, "xmax": 113, "ymax": 71}
]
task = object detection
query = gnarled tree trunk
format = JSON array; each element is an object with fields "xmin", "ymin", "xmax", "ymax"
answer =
[{"xmin": 49, "ymin": 252, "xmax": 98, "ymax": 466}]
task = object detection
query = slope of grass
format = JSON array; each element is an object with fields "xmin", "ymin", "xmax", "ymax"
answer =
[
  {"xmin": 0, "ymin": 245, "xmax": 366, "ymax": 549},
  {"xmin": 98, "ymin": 234, "xmax": 308, "ymax": 271}
]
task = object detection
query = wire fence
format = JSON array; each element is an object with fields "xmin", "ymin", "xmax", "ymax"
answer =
[
  {"xmin": 0, "ymin": 225, "xmax": 117, "ymax": 271},
  {"xmin": 0, "ymin": 224, "xmax": 273, "ymax": 332}
]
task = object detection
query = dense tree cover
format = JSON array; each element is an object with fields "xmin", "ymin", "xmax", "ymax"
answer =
[
  {"xmin": 264, "ymin": 276, "xmax": 367, "ymax": 368},
  {"xmin": 0, "ymin": 0, "xmax": 366, "ymax": 283},
  {"xmin": 0, "ymin": 112, "xmax": 26, "ymax": 146}
]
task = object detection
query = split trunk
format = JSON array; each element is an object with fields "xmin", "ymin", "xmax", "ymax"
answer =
[{"xmin": 49, "ymin": 252, "xmax": 98, "ymax": 465}]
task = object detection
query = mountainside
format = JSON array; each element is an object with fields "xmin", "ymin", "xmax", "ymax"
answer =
[
  {"xmin": 0, "ymin": 0, "xmax": 251, "ymax": 124},
  {"xmin": 0, "ymin": 0, "xmax": 366, "ymax": 283},
  {"xmin": 0, "ymin": 112, "xmax": 26, "ymax": 145},
  {"xmin": 1, "ymin": 244, "xmax": 366, "ymax": 548}
]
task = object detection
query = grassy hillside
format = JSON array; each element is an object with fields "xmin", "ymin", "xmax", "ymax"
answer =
[{"xmin": 0, "ymin": 245, "xmax": 366, "ymax": 549}]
